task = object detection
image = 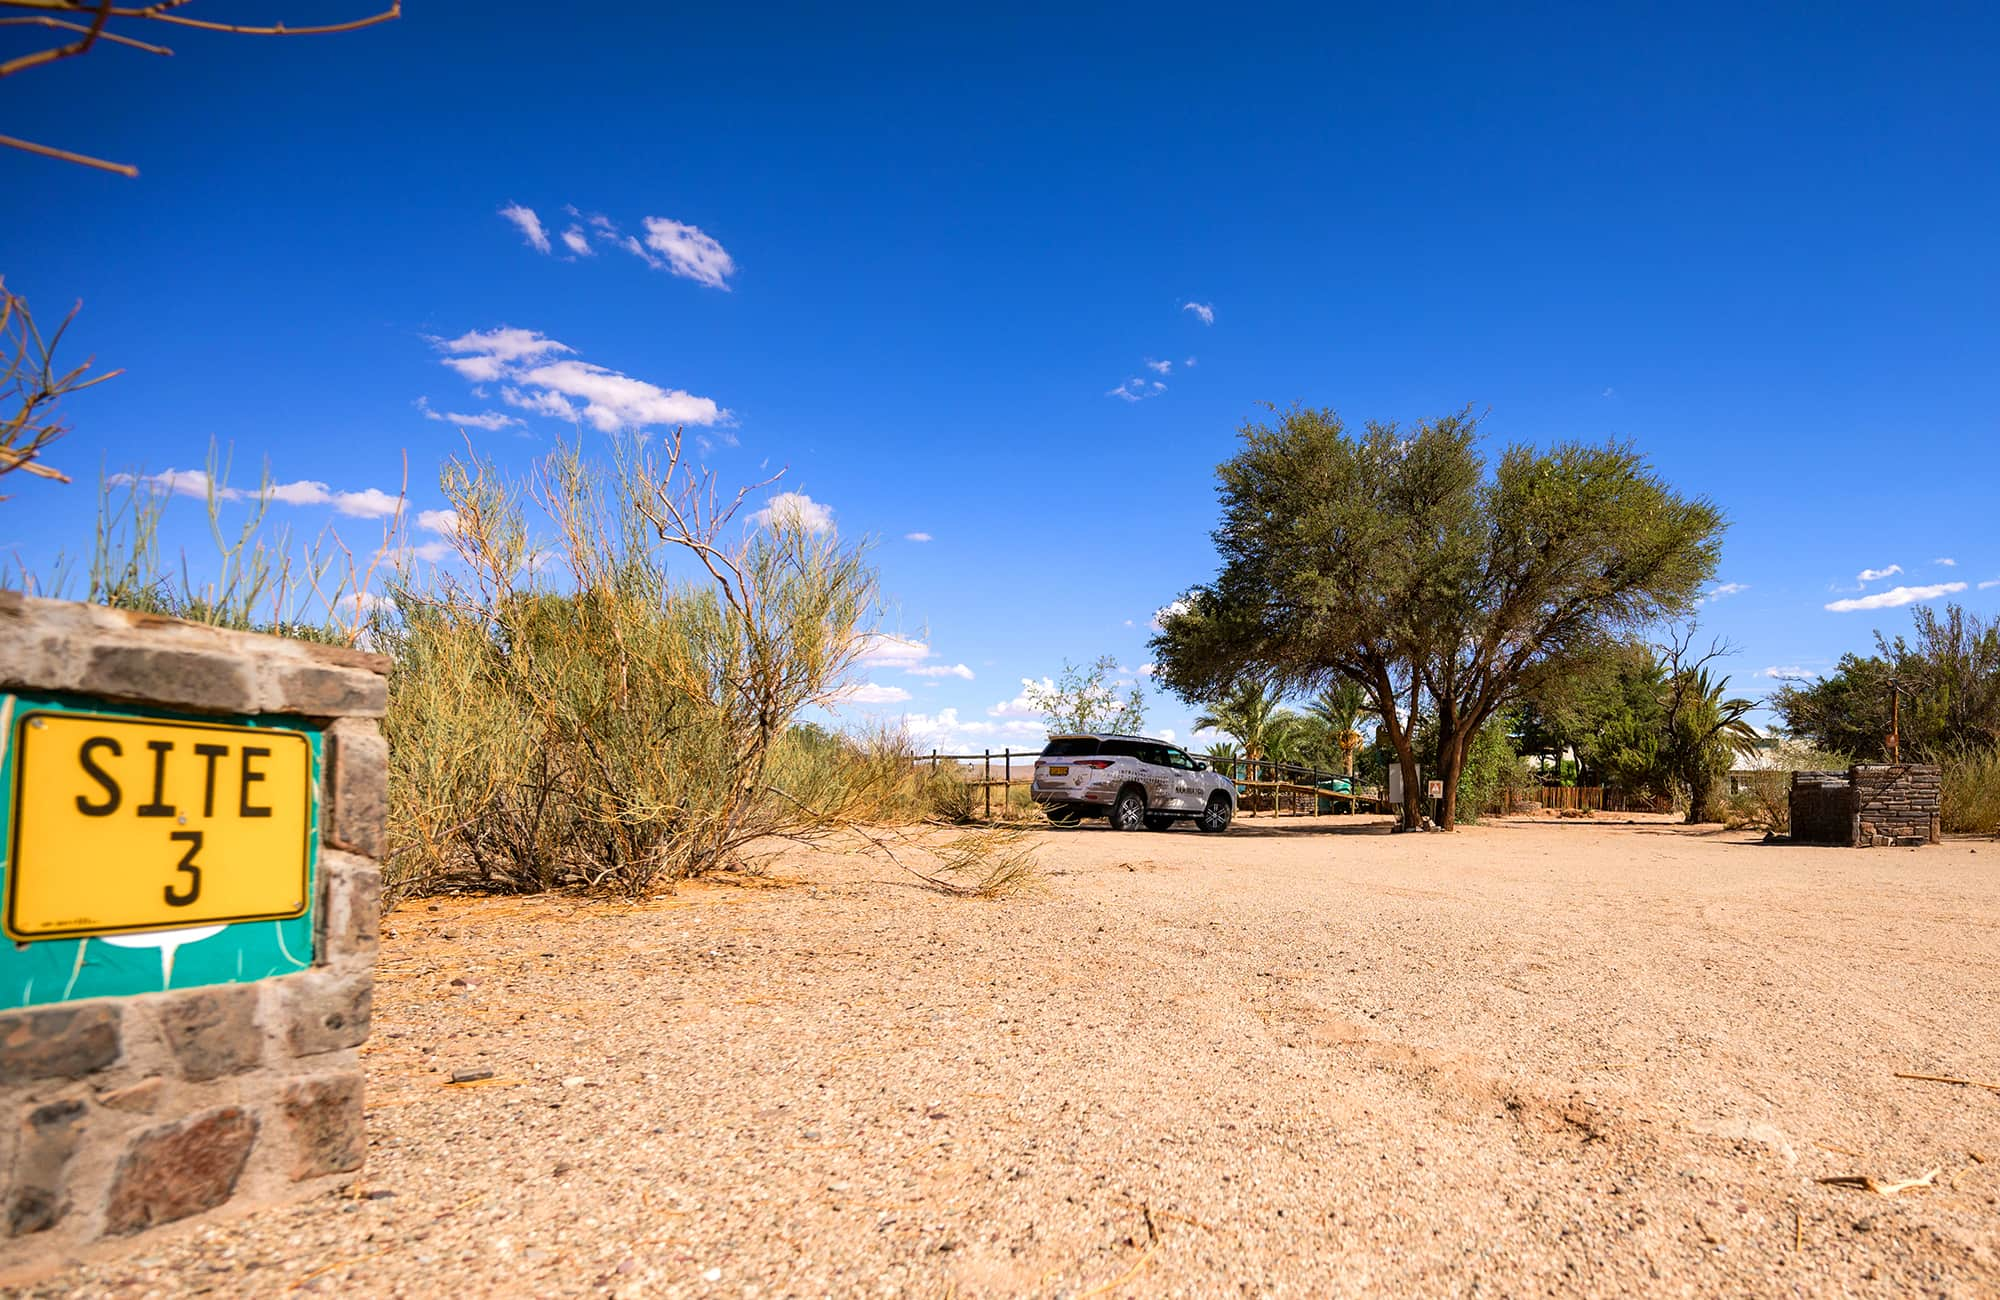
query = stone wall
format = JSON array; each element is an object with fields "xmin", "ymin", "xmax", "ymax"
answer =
[
  {"xmin": 1788, "ymin": 764, "xmax": 1942, "ymax": 847},
  {"xmin": 0, "ymin": 593, "xmax": 385, "ymax": 1272},
  {"xmin": 1789, "ymin": 771, "xmax": 1853, "ymax": 845},
  {"xmin": 1852, "ymin": 763, "xmax": 1943, "ymax": 847}
]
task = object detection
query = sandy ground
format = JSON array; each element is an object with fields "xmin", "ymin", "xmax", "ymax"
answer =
[{"xmin": 20, "ymin": 815, "xmax": 2000, "ymax": 1298}]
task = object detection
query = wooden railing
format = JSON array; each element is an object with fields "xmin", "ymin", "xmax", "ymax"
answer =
[
  {"xmin": 1500, "ymin": 786, "xmax": 1675, "ymax": 815},
  {"xmin": 913, "ymin": 748, "xmax": 1384, "ymax": 820}
]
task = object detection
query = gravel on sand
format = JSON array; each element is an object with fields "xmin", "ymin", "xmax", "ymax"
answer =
[{"xmin": 20, "ymin": 816, "xmax": 2000, "ymax": 1297}]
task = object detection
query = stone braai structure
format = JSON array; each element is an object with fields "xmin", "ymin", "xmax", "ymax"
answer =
[
  {"xmin": 0, "ymin": 593, "xmax": 385, "ymax": 1271},
  {"xmin": 1789, "ymin": 763, "xmax": 1942, "ymax": 847}
]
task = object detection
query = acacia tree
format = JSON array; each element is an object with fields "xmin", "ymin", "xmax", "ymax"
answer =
[{"xmin": 1153, "ymin": 405, "xmax": 1723, "ymax": 829}]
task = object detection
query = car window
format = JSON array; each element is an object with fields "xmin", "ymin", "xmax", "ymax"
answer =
[
  {"xmin": 1099, "ymin": 739, "xmax": 1141, "ymax": 760},
  {"xmin": 1040, "ymin": 737, "xmax": 1101, "ymax": 758},
  {"xmin": 1164, "ymin": 748, "xmax": 1197, "ymax": 770},
  {"xmin": 1136, "ymin": 743, "xmax": 1171, "ymax": 767}
]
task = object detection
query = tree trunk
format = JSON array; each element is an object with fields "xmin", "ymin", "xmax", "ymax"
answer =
[
  {"xmin": 1437, "ymin": 734, "xmax": 1467, "ymax": 830},
  {"xmin": 1685, "ymin": 771, "xmax": 1714, "ymax": 824}
]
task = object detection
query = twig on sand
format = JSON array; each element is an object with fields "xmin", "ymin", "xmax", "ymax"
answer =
[
  {"xmin": 1076, "ymin": 1242, "xmax": 1160, "ymax": 1299},
  {"xmin": 1794, "ymin": 1208, "xmax": 1802, "ymax": 1252},
  {"xmin": 1816, "ymin": 1168, "xmax": 1939, "ymax": 1197},
  {"xmin": 1894, "ymin": 1071, "xmax": 2000, "ymax": 1094}
]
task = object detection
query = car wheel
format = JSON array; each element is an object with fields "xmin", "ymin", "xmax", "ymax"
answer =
[
  {"xmin": 1110, "ymin": 787, "xmax": 1148, "ymax": 832},
  {"xmin": 1144, "ymin": 814, "xmax": 1176, "ymax": 832},
  {"xmin": 1197, "ymin": 793, "xmax": 1233, "ymax": 833},
  {"xmin": 1046, "ymin": 803, "xmax": 1083, "ymax": 827}
]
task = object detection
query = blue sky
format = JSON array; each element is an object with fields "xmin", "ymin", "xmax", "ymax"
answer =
[{"xmin": 3, "ymin": 3, "xmax": 1996, "ymax": 750}]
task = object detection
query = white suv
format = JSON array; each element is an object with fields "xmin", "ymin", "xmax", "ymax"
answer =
[{"xmin": 1031, "ymin": 734, "xmax": 1236, "ymax": 832}]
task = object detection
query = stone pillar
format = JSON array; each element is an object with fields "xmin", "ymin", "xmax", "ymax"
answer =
[
  {"xmin": 0, "ymin": 593, "xmax": 386, "ymax": 1271},
  {"xmin": 1851, "ymin": 763, "xmax": 1943, "ymax": 847}
]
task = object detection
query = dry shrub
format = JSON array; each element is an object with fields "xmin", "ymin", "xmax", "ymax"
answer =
[
  {"xmin": 379, "ymin": 436, "xmax": 877, "ymax": 903},
  {"xmin": 1934, "ymin": 742, "xmax": 2000, "ymax": 836},
  {"xmin": 376, "ymin": 438, "xmax": 1041, "ymax": 905}
]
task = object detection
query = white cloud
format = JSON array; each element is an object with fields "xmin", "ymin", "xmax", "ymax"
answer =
[
  {"xmin": 1825, "ymin": 582, "xmax": 1967, "ymax": 613},
  {"xmin": 856, "ymin": 634, "xmax": 931, "ymax": 668},
  {"xmin": 748, "ymin": 490, "xmax": 834, "ymax": 534},
  {"xmin": 1144, "ymin": 358, "xmax": 1172, "ymax": 375},
  {"xmin": 1935, "ymin": 557, "xmax": 1957, "ymax": 567},
  {"xmin": 1108, "ymin": 377, "xmax": 1162, "ymax": 402},
  {"xmin": 437, "ymin": 328, "xmax": 726, "ymax": 431},
  {"xmin": 988, "ymin": 678, "xmax": 1054, "ymax": 719},
  {"xmin": 500, "ymin": 386, "xmax": 580, "ymax": 421},
  {"xmin": 1857, "ymin": 564, "xmax": 1902, "ymax": 583},
  {"xmin": 560, "ymin": 226, "xmax": 592, "ymax": 257},
  {"xmin": 331, "ymin": 487, "xmax": 403, "ymax": 519},
  {"xmin": 1758, "ymin": 665, "xmax": 1819, "ymax": 680},
  {"xmin": 436, "ymin": 327, "xmax": 572, "ymax": 382},
  {"xmin": 515, "ymin": 359, "xmax": 725, "ymax": 431},
  {"xmin": 1151, "ymin": 597, "xmax": 1191, "ymax": 632},
  {"xmin": 1155, "ymin": 728, "xmax": 1176, "ymax": 742},
  {"xmin": 109, "ymin": 469, "xmax": 397, "ymax": 518},
  {"xmin": 499, "ymin": 203, "xmax": 550, "ymax": 254},
  {"xmin": 1979, "ymin": 579, "xmax": 2000, "ymax": 590},
  {"xmin": 1701, "ymin": 582, "xmax": 1748, "ymax": 602},
  {"xmin": 337, "ymin": 591, "xmax": 396, "ymax": 616},
  {"xmin": 1183, "ymin": 357, "xmax": 1197, "ymax": 367},
  {"xmin": 1182, "ymin": 301, "xmax": 1215, "ymax": 325},
  {"xmin": 907, "ymin": 663, "xmax": 974, "ymax": 680},
  {"xmin": 627, "ymin": 217, "xmax": 737, "ymax": 290},
  {"xmin": 1137, "ymin": 663, "xmax": 1156, "ymax": 676},
  {"xmin": 264, "ymin": 480, "xmax": 331, "ymax": 506},
  {"xmin": 417, "ymin": 508, "xmax": 460, "ymax": 536},
  {"xmin": 418, "ymin": 396, "xmax": 521, "ymax": 432},
  {"xmin": 897, "ymin": 708, "xmax": 1047, "ymax": 750},
  {"xmin": 904, "ymin": 531, "xmax": 933, "ymax": 542},
  {"xmin": 827, "ymin": 682, "xmax": 913, "ymax": 706}
]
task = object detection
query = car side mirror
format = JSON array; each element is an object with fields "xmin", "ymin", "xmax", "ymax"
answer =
[{"xmin": 1194, "ymin": 761, "xmax": 1208, "ymax": 772}]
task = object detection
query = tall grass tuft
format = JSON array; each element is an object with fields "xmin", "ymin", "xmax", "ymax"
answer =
[{"xmin": 1934, "ymin": 742, "xmax": 2000, "ymax": 836}]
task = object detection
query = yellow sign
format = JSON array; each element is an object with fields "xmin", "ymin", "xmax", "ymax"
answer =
[{"xmin": 6, "ymin": 710, "xmax": 313, "ymax": 941}]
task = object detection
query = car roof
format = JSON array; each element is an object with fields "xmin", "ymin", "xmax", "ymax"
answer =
[{"xmin": 1047, "ymin": 733, "xmax": 1176, "ymax": 744}]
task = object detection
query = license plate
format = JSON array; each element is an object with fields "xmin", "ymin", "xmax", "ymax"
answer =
[
  {"xmin": 6, "ymin": 710, "xmax": 314, "ymax": 941},
  {"xmin": 1049, "ymin": 765, "xmax": 1068, "ymax": 776}
]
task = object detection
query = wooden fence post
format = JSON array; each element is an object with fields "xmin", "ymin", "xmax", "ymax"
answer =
[{"xmin": 984, "ymin": 748, "xmax": 992, "ymax": 820}]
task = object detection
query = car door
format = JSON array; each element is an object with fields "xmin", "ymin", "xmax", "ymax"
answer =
[
  {"xmin": 1161, "ymin": 746, "xmax": 1199, "ymax": 809},
  {"xmin": 1133, "ymin": 742, "xmax": 1176, "ymax": 809}
]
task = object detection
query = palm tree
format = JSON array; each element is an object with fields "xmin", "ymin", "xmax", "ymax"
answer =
[
  {"xmin": 1306, "ymin": 680, "xmax": 1378, "ymax": 779},
  {"xmin": 1195, "ymin": 681, "xmax": 1296, "ymax": 764},
  {"xmin": 1196, "ymin": 682, "xmax": 1304, "ymax": 809},
  {"xmin": 1665, "ymin": 666, "xmax": 1760, "ymax": 823}
]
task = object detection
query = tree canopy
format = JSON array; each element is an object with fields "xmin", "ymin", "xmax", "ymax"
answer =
[{"xmin": 1152, "ymin": 405, "xmax": 1724, "ymax": 828}]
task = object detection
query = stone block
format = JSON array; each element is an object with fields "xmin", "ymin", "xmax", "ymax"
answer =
[
  {"xmin": 266, "ymin": 662, "xmax": 387, "ymax": 718},
  {"xmin": 283, "ymin": 971, "xmax": 372, "ymax": 1057},
  {"xmin": 79, "ymin": 643, "xmax": 256, "ymax": 714},
  {"xmin": 323, "ymin": 721, "xmax": 387, "ymax": 859},
  {"xmin": 0, "ymin": 1005, "xmax": 121, "ymax": 1085},
  {"xmin": 280, "ymin": 1074, "xmax": 364, "ymax": 1180},
  {"xmin": 320, "ymin": 853, "xmax": 382, "ymax": 962},
  {"xmin": 98, "ymin": 1077, "xmax": 165, "ymax": 1115},
  {"xmin": 103, "ymin": 1107, "xmax": 258, "ymax": 1236},
  {"xmin": 157, "ymin": 985, "xmax": 262, "ymax": 1083},
  {"xmin": 6, "ymin": 1099, "xmax": 87, "ymax": 1237}
]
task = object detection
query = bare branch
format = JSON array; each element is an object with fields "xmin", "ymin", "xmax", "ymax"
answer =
[{"xmin": 0, "ymin": 0, "xmax": 398, "ymax": 174}]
